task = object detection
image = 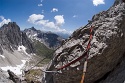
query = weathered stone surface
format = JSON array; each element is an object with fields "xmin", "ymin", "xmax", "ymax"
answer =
[
  {"xmin": 99, "ymin": 54, "xmax": 125, "ymax": 83},
  {"xmin": 0, "ymin": 69, "xmax": 14, "ymax": 83},
  {"xmin": 7, "ymin": 70, "xmax": 21, "ymax": 83},
  {"xmin": 43, "ymin": 0, "xmax": 125, "ymax": 83},
  {"xmin": 0, "ymin": 22, "xmax": 35, "ymax": 54},
  {"xmin": 0, "ymin": 22, "xmax": 35, "ymax": 80}
]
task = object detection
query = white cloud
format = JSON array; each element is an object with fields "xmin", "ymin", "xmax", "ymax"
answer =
[
  {"xmin": 28, "ymin": 14, "xmax": 67, "ymax": 33},
  {"xmin": 36, "ymin": 20, "xmax": 49, "ymax": 25},
  {"xmin": 92, "ymin": 0, "xmax": 105, "ymax": 6},
  {"xmin": 73, "ymin": 15, "xmax": 78, "ymax": 18},
  {"xmin": 42, "ymin": 10, "xmax": 44, "ymax": 13},
  {"xmin": 0, "ymin": 16, "xmax": 4, "ymax": 20},
  {"xmin": 28, "ymin": 14, "xmax": 44, "ymax": 23},
  {"xmin": 38, "ymin": 4, "xmax": 43, "ymax": 7},
  {"xmin": 54, "ymin": 15, "xmax": 64, "ymax": 27},
  {"xmin": 45, "ymin": 22, "xmax": 57, "ymax": 29},
  {"xmin": 0, "ymin": 16, "xmax": 11, "ymax": 27},
  {"xmin": 51, "ymin": 8, "xmax": 58, "ymax": 12},
  {"xmin": 38, "ymin": 0, "xmax": 43, "ymax": 7}
]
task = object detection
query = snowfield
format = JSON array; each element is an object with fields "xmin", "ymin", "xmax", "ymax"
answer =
[
  {"xmin": 1, "ymin": 60, "xmax": 26, "ymax": 75},
  {"xmin": 0, "ymin": 46, "xmax": 31, "ymax": 75},
  {"xmin": 18, "ymin": 45, "xmax": 30, "ymax": 56}
]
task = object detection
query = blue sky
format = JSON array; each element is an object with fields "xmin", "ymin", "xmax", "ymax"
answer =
[{"xmin": 0, "ymin": 0, "xmax": 114, "ymax": 34}]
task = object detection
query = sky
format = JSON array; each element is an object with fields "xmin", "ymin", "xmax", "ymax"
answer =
[{"xmin": 0, "ymin": 0, "xmax": 114, "ymax": 34}]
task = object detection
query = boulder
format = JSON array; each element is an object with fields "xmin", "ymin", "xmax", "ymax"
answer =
[{"xmin": 43, "ymin": 1, "xmax": 125, "ymax": 83}]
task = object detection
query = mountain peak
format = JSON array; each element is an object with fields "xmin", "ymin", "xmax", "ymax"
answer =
[
  {"xmin": 30, "ymin": 26, "xmax": 37, "ymax": 31},
  {"xmin": 24, "ymin": 27, "xmax": 63, "ymax": 49},
  {"xmin": 0, "ymin": 22, "xmax": 35, "ymax": 53},
  {"xmin": 8, "ymin": 22, "xmax": 16, "ymax": 25},
  {"xmin": 1, "ymin": 22, "xmax": 20, "ymax": 31}
]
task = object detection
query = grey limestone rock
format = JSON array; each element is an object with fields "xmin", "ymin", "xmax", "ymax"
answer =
[
  {"xmin": 0, "ymin": 22, "xmax": 35, "ymax": 54},
  {"xmin": 43, "ymin": 0, "xmax": 125, "ymax": 83}
]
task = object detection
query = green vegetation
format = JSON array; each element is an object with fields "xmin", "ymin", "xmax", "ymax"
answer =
[
  {"xmin": 24, "ymin": 40, "xmax": 55, "ymax": 82},
  {"xmin": 33, "ymin": 40, "xmax": 54, "ymax": 59}
]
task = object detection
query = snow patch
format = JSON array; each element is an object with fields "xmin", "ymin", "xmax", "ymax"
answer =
[
  {"xmin": 1, "ymin": 60, "xmax": 26, "ymax": 75},
  {"xmin": 0, "ymin": 55, "xmax": 5, "ymax": 58},
  {"xmin": 18, "ymin": 45, "xmax": 26, "ymax": 51},
  {"xmin": 33, "ymin": 33, "xmax": 37, "ymax": 37},
  {"xmin": 18, "ymin": 45, "xmax": 29, "ymax": 56}
]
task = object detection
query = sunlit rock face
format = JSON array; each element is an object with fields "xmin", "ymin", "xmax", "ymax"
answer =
[
  {"xmin": 0, "ymin": 22, "xmax": 35, "ymax": 75},
  {"xmin": 0, "ymin": 22, "xmax": 35, "ymax": 54},
  {"xmin": 44, "ymin": 1, "xmax": 125, "ymax": 83}
]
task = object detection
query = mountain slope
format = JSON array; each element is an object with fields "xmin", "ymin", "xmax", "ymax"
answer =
[
  {"xmin": 44, "ymin": 0, "xmax": 125, "ymax": 83},
  {"xmin": 0, "ymin": 22, "xmax": 35, "ymax": 74},
  {"xmin": 33, "ymin": 40, "xmax": 54, "ymax": 58},
  {"xmin": 0, "ymin": 22, "xmax": 35, "ymax": 54},
  {"xmin": 24, "ymin": 27, "xmax": 63, "ymax": 49}
]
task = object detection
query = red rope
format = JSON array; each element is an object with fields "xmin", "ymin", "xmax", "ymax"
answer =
[
  {"xmin": 57, "ymin": 26, "xmax": 94, "ymax": 71},
  {"xmin": 57, "ymin": 52, "xmax": 87, "ymax": 71},
  {"xmin": 80, "ymin": 26, "xmax": 94, "ymax": 83}
]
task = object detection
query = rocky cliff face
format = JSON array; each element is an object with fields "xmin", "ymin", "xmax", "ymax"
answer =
[
  {"xmin": 24, "ymin": 27, "xmax": 63, "ymax": 49},
  {"xmin": 44, "ymin": 0, "xmax": 125, "ymax": 83},
  {"xmin": 0, "ymin": 22, "xmax": 35, "ymax": 73},
  {"xmin": 0, "ymin": 22, "xmax": 35, "ymax": 54}
]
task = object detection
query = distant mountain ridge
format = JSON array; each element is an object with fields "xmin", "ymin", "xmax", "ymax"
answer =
[
  {"xmin": 55, "ymin": 32, "xmax": 70, "ymax": 39},
  {"xmin": 0, "ymin": 22, "xmax": 54, "ymax": 82},
  {"xmin": 24, "ymin": 27, "xmax": 64, "ymax": 49}
]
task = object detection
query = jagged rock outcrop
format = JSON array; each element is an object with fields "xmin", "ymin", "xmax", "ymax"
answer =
[
  {"xmin": 24, "ymin": 27, "xmax": 63, "ymax": 49},
  {"xmin": 0, "ymin": 69, "xmax": 14, "ymax": 83},
  {"xmin": 0, "ymin": 22, "xmax": 35, "ymax": 72},
  {"xmin": 0, "ymin": 22, "xmax": 35, "ymax": 54},
  {"xmin": 44, "ymin": 0, "xmax": 125, "ymax": 83},
  {"xmin": 7, "ymin": 70, "xmax": 21, "ymax": 83}
]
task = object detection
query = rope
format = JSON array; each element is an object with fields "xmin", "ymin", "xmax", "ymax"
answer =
[
  {"xmin": 80, "ymin": 26, "xmax": 94, "ymax": 83},
  {"xmin": 57, "ymin": 52, "xmax": 87, "ymax": 71},
  {"xmin": 80, "ymin": 61, "xmax": 87, "ymax": 83},
  {"xmin": 44, "ymin": 70, "xmax": 60, "ymax": 73},
  {"xmin": 42, "ymin": 52, "xmax": 87, "ymax": 72},
  {"xmin": 40, "ymin": 26, "xmax": 94, "ymax": 83},
  {"xmin": 28, "ymin": 26, "xmax": 94, "ymax": 75},
  {"xmin": 30, "ymin": 57, "xmax": 46, "ymax": 70},
  {"xmin": 24, "ymin": 57, "xmax": 47, "ymax": 74},
  {"xmin": 57, "ymin": 26, "xmax": 94, "ymax": 71}
]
